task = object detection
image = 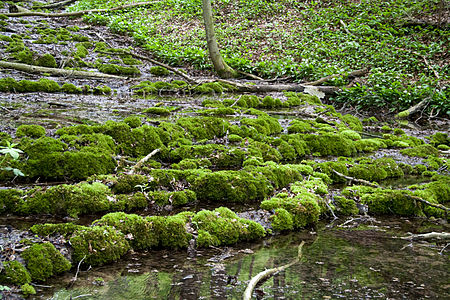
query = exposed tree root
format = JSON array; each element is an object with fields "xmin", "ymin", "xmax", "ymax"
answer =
[
  {"xmin": 396, "ymin": 98, "xmax": 430, "ymax": 119},
  {"xmin": 0, "ymin": 61, "xmax": 126, "ymax": 79},
  {"xmin": 243, "ymin": 241, "xmax": 305, "ymax": 300},
  {"xmin": 400, "ymin": 232, "xmax": 450, "ymax": 241},
  {"xmin": 5, "ymin": 2, "xmax": 155, "ymax": 17},
  {"xmin": 405, "ymin": 194, "xmax": 449, "ymax": 213},
  {"xmin": 303, "ymin": 68, "xmax": 368, "ymax": 86}
]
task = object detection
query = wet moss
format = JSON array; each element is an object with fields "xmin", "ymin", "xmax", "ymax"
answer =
[
  {"xmin": 354, "ymin": 138, "xmax": 387, "ymax": 152},
  {"xmin": 270, "ymin": 208, "xmax": 294, "ymax": 231},
  {"xmin": 172, "ymin": 158, "xmax": 212, "ymax": 170},
  {"xmin": 170, "ymin": 144, "xmax": 245, "ymax": 168},
  {"xmin": 149, "ymin": 66, "xmax": 170, "ymax": 76},
  {"xmin": 144, "ymin": 107, "xmax": 171, "ymax": 115},
  {"xmin": 70, "ymin": 226, "xmax": 130, "ymax": 266},
  {"xmin": 146, "ymin": 214, "xmax": 192, "ymax": 249},
  {"xmin": 16, "ymin": 125, "xmax": 46, "ymax": 138},
  {"xmin": 400, "ymin": 144, "xmax": 439, "ymax": 158},
  {"xmin": 361, "ymin": 189, "xmax": 421, "ymax": 216},
  {"xmin": 287, "ymin": 120, "xmax": 314, "ymax": 133},
  {"xmin": 36, "ymin": 53, "xmax": 57, "ymax": 68},
  {"xmin": 340, "ymin": 130, "xmax": 361, "ymax": 141},
  {"xmin": 147, "ymin": 190, "xmax": 197, "ymax": 206},
  {"xmin": 94, "ymin": 212, "xmax": 159, "ymax": 250},
  {"xmin": 61, "ymin": 83, "xmax": 82, "ymax": 94},
  {"xmin": 177, "ymin": 117, "xmax": 229, "ymax": 140},
  {"xmin": 304, "ymin": 133, "xmax": 356, "ymax": 156},
  {"xmin": 123, "ymin": 116, "xmax": 142, "ymax": 128},
  {"xmin": 98, "ymin": 64, "xmax": 141, "ymax": 76},
  {"xmin": 114, "ymin": 192, "xmax": 148, "ymax": 211},
  {"xmin": 241, "ymin": 115, "xmax": 282, "ymax": 136},
  {"xmin": 30, "ymin": 223, "xmax": 81, "ymax": 237},
  {"xmin": 21, "ymin": 242, "xmax": 71, "ymax": 281},
  {"xmin": 21, "ymin": 283, "xmax": 36, "ymax": 296},
  {"xmin": 0, "ymin": 261, "xmax": 31, "ymax": 285},
  {"xmin": 334, "ymin": 196, "xmax": 359, "ymax": 215},
  {"xmin": 193, "ymin": 207, "xmax": 265, "ymax": 247},
  {"xmin": 193, "ymin": 82, "xmax": 224, "ymax": 94}
]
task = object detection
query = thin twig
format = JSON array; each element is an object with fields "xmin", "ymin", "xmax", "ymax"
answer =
[{"xmin": 128, "ymin": 148, "xmax": 160, "ymax": 175}]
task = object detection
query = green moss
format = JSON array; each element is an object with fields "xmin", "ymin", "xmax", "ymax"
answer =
[
  {"xmin": 70, "ymin": 226, "xmax": 130, "ymax": 266},
  {"xmin": 36, "ymin": 53, "xmax": 57, "ymax": 68},
  {"xmin": 342, "ymin": 114, "xmax": 363, "ymax": 131},
  {"xmin": 287, "ymin": 120, "xmax": 314, "ymax": 133},
  {"xmin": 340, "ymin": 130, "xmax": 361, "ymax": 141},
  {"xmin": 123, "ymin": 116, "xmax": 142, "ymax": 128},
  {"xmin": 193, "ymin": 82, "xmax": 224, "ymax": 94},
  {"xmin": 21, "ymin": 283, "xmax": 36, "ymax": 296},
  {"xmin": 0, "ymin": 34, "xmax": 13, "ymax": 42},
  {"xmin": 61, "ymin": 83, "xmax": 82, "ymax": 94},
  {"xmin": 241, "ymin": 115, "xmax": 282, "ymax": 136},
  {"xmin": 122, "ymin": 57, "xmax": 142, "ymax": 65},
  {"xmin": 177, "ymin": 117, "xmax": 229, "ymax": 140},
  {"xmin": 147, "ymin": 190, "xmax": 197, "ymax": 206},
  {"xmin": 13, "ymin": 48, "xmax": 34, "ymax": 64},
  {"xmin": 0, "ymin": 261, "xmax": 31, "ymax": 285},
  {"xmin": 21, "ymin": 242, "xmax": 71, "ymax": 281},
  {"xmin": 304, "ymin": 133, "xmax": 356, "ymax": 156},
  {"xmin": 94, "ymin": 212, "xmax": 159, "ymax": 250},
  {"xmin": 270, "ymin": 208, "xmax": 294, "ymax": 231},
  {"xmin": 149, "ymin": 66, "xmax": 170, "ymax": 76},
  {"xmin": 354, "ymin": 138, "xmax": 387, "ymax": 152},
  {"xmin": 381, "ymin": 125, "xmax": 393, "ymax": 132},
  {"xmin": 400, "ymin": 144, "xmax": 439, "ymax": 158},
  {"xmin": 144, "ymin": 107, "xmax": 171, "ymax": 115},
  {"xmin": 16, "ymin": 125, "xmax": 46, "ymax": 138},
  {"xmin": 98, "ymin": 64, "xmax": 141, "ymax": 76},
  {"xmin": 193, "ymin": 207, "xmax": 265, "ymax": 247},
  {"xmin": 429, "ymin": 132, "xmax": 450, "ymax": 147},
  {"xmin": 334, "ymin": 196, "xmax": 358, "ymax": 215},
  {"xmin": 74, "ymin": 43, "xmax": 88, "ymax": 58},
  {"xmin": 30, "ymin": 223, "xmax": 81, "ymax": 237},
  {"xmin": 93, "ymin": 85, "xmax": 112, "ymax": 95},
  {"xmin": 146, "ymin": 214, "xmax": 192, "ymax": 249},
  {"xmin": 362, "ymin": 189, "xmax": 421, "ymax": 216}
]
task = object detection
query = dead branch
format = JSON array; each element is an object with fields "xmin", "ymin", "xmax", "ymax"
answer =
[
  {"xmin": 128, "ymin": 149, "xmax": 160, "ymax": 175},
  {"xmin": 331, "ymin": 169, "xmax": 381, "ymax": 188},
  {"xmin": 98, "ymin": 50, "xmax": 198, "ymax": 84},
  {"xmin": 217, "ymin": 79, "xmax": 341, "ymax": 95},
  {"xmin": 406, "ymin": 194, "xmax": 449, "ymax": 213},
  {"xmin": 243, "ymin": 241, "xmax": 305, "ymax": 300},
  {"xmin": 5, "ymin": 2, "xmax": 155, "ymax": 17},
  {"xmin": 400, "ymin": 232, "xmax": 450, "ymax": 241},
  {"xmin": 33, "ymin": 0, "xmax": 78, "ymax": 9},
  {"xmin": 304, "ymin": 68, "xmax": 368, "ymax": 86},
  {"xmin": 237, "ymin": 70, "xmax": 264, "ymax": 81},
  {"xmin": 395, "ymin": 98, "xmax": 430, "ymax": 119},
  {"xmin": 0, "ymin": 61, "xmax": 126, "ymax": 79}
]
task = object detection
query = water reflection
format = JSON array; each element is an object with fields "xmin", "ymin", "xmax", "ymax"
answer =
[{"xmin": 44, "ymin": 219, "xmax": 449, "ymax": 300}]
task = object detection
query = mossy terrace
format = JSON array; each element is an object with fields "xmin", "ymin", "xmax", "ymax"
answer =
[{"xmin": 0, "ymin": 1, "xmax": 449, "ymax": 297}]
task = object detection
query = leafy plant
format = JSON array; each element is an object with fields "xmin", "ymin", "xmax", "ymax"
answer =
[{"xmin": 0, "ymin": 141, "xmax": 25, "ymax": 177}]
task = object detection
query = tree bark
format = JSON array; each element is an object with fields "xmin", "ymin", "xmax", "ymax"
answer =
[{"xmin": 201, "ymin": 0, "xmax": 237, "ymax": 79}]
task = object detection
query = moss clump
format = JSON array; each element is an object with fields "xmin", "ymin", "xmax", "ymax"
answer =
[
  {"xmin": 144, "ymin": 107, "xmax": 171, "ymax": 115},
  {"xmin": 361, "ymin": 189, "xmax": 421, "ymax": 216},
  {"xmin": 70, "ymin": 225, "xmax": 130, "ymax": 266},
  {"xmin": 241, "ymin": 115, "xmax": 282, "ymax": 136},
  {"xmin": 30, "ymin": 223, "xmax": 81, "ymax": 237},
  {"xmin": 304, "ymin": 133, "xmax": 356, "ymax": 156},
  {"xmin": 15, "ymin": 182, "xmax": 111, "ymax": 217},
  {"xmin": 123, "ymin": 115, "xmax": 142, "ymax": 128},
  {"xmin": 16, "ymin": 124, "xmax": 46, "ymax": 138},
  {"xmin": 0, "ymin": 261, "xmax": 31, "ymax": 285},
  {"xmin": 340, "ymin": 130, "xmax": 361, "ymax": 141},
  {"xmin": 193, "ymin": 207, "xmax": 265, "ymax": 247},
  {"xmin": 342, "ymin": 114, "xmax": 363, "ymax": 131},
  {"xmin": 146, "ymin": 214, "xmax": 192, "ymax": 249},
  {"xmin": 193, "ymin": 82, "xmax": 224, "ymax": 94},
  {"xmin": 74, "ymin": 43, "xmax": 88, "ymax": 58},
  {"xmin": 400, "ymin": 144, "xmax": 440, "ymax": 158},
  {"xmin": 170, "ymin": 144, "xmax": 245, "ymax": 168},
  {"xmin": 334, "ymin": 196, "xmax": 359, "ymax": 215},
  {"xmin": 287, "ymin": 120, "xmax": 314, "ymax": 133},
  {"xmin": 94, "ymin": 212, "xmax": 159, "ymax": 250},
  {"xmin": 98, "ymin": 64, "xmax": 141, "ymax": 76},
  {"xmin": 21, "ymin": 283, "xmax": 36, "ymax": 296},
  {"xmin": 93, "ymin": 85, "xmax": 112, "ymax": 95},
  {"xmin": 13, "ymin": 48, "xmax": 34, "ymax": 64},
  {"xmin": 61, "ymin": 83, "xmax": 82, "ymax": 93},
  {"xmin": 429, "ymin": 132, "xmax": 450, "ymax": 147},
  {"xmin": 261, "ymin": 180, "xmax": 321, "ymax": 228},
  {"xmin": 149, "ymin": 66, "xmax": 170, "ymax": 76},
  {"xmin": 122, "ymin": 57, "xmax": 142, "ymax": 65},
  {"xmin": 36, "ymin": 53, "xmax": 57, "ymax": 68},
  {"xmin": 21, "ymin": 242, "xmax": 71, "ymax": 281},
  {"xmin": 147, "ymin": 190, "xmax": 197, "ymax": 206},
  {"xmin": 270, "ymin": 208, "xmax": 294, "ymax": 231},
  {"xmin": 177, "ymin": 117, "xmax": 229, "ymax": 140}
]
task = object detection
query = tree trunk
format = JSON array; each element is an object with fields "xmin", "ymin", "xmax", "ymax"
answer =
[{"xmin": 201, "ymin": 0, "xmax": 237, "ymax": 78}]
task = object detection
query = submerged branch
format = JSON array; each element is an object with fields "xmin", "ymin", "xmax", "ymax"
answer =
[
  {"xmin": 243, "ymin": 241, "xmax": 305, "ymax": 300},
  {"xmin": 331, "ymin": 169, "xmax": 380, "ymax": 188},
  {"xmin": 400, "ymin": 232, "xmax": 450, "ymax": 241}
]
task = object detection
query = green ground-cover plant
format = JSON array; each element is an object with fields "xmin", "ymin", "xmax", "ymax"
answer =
[
  {"xmin": 0, "ymin": 141, "xmax": 24, "ymax": 177},
  {"xmin": 68, "ymin": 0, "xmax": 448, "ymax": 115}
]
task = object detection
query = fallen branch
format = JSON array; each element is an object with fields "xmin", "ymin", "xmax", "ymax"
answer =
[
  {"xmin": 400, "ymin": 232, "xmax": 450, "ymax": 241},
  {"xmin": 5, "ymin": 1, "xmax": 155, "ymax": 17},
  {"xmin": 0, "ymin": 61, "xmax": 126, "ymax": 79},
  {"xmin": 331, "ymin": 169, "xmax": 380, "ymax": 188},
  {"xmin": 395, "ymin": 98, "xmax": 430, "ymax": 119},
  {"xmin": 304, "ymin": 68, "xmax": 368, "ymax": 86},
  {"xmin": 237, "ymin": 70, "xmax": 264, "ymax": 81},
  {"xmin": 128, "ymin": 149, "xmax": 160, "ymax": 175},
  {"xmin": 406, "ymin": 194, "xmax": 449, "ymax": 213},
  {"xmin": 68, "ymin": 255, "xmax": 86, "ymax": 288},
  {"xmin": 243, "ymin": 241, "xmax": 305, "ymax": 300},
  {"xmin": 98, "ymin": 50, "xmax": 198, "ymax": 84},
  {"xmin": 33, "ymin": 0, "xmax": 78, "ymax": 9},
  {"xmin": 217, "ymin": 79, "xmax": 341, "ymax": 95}
]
